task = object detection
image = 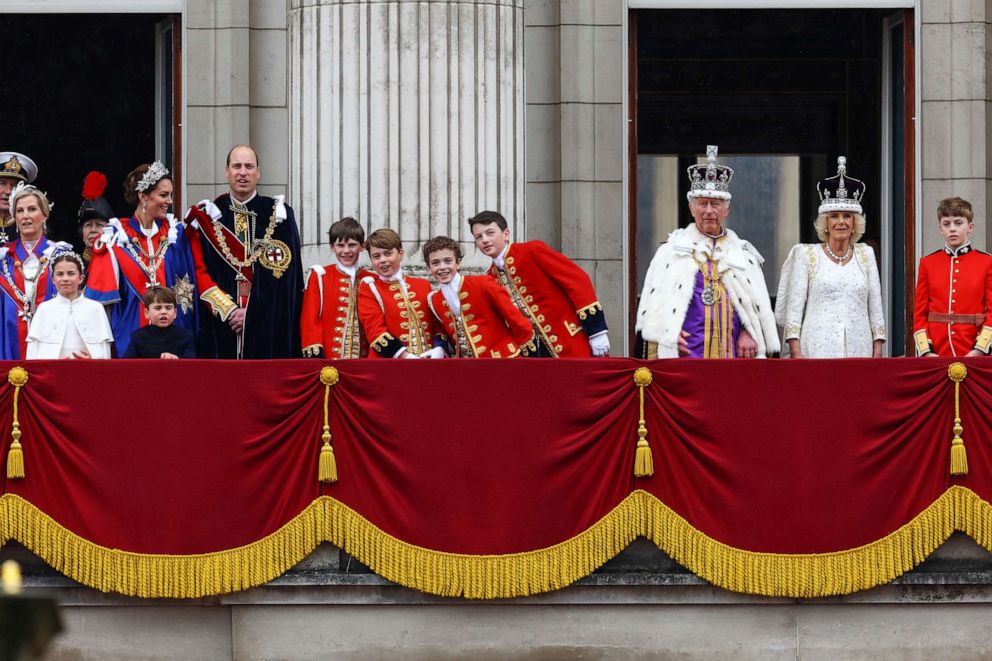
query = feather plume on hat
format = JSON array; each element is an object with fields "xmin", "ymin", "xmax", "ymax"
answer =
[
  {"xmin": 82, "ymin": 171, "xmax": 108, "ymax": 201},
  {"xmin": 77, "ymin": 171, "xmax": 114, "ymax": 224}
]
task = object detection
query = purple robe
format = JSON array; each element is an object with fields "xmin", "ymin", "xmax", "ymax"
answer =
[{"xmin": 681, "ymin": 265, "xmax": 741, "ymax": 359}]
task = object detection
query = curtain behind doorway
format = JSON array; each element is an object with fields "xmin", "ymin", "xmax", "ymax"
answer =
[{"xmin": 0, "ymin": 13, "xmax": 175, "ymax": 252}]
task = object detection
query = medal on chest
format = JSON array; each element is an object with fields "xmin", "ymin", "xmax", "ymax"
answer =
[
  {"xmin": 258, "ymin": 239, "xmax": 292, "ymax": 279},
  {"xmin": 701, "ymin": 263, "xmax": 723, "ymax": 307}
]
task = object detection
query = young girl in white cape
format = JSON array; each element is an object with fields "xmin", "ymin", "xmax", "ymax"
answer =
[{"xmin": 26, "ymin": 252, "xmax": 113, "ymax": 359}]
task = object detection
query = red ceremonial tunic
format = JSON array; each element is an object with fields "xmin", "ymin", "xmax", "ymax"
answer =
[
  {"xmin": 357, "ymin": 273, "xmax": 441, "ymax": 358},
  {"xmin": 426, "ymin": 275, "xmax": 534, "ymax": 358},
  {"xmin": 486, "ymin": 241, "xmax": 606, "ymax": 357},
  {"xmin": 300, "ymin": 264, "xmax": 374, "ymax": 359},
  {"xmin": 913, "ymin": 244, "xmax": 992, "ymax": 357}
]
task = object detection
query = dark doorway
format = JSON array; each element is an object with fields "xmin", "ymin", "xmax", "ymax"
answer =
[
  {"xmin": 0, "ymin": 13, "xmax": 178, "ymax": 252},
  {"xmin": 630, "ymin": 8, "xmax": 913, "ymax": 355}
]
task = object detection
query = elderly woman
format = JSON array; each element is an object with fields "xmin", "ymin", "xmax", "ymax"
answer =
[
  {"xmin": 0, "ymin": 183, "xmax": 74, "ymax": 359},
  {"xmin": 84, "ymin": 162, "xmax": 221, "ymax": 357},
  {"xmin": 775, "ymin": 157, "xmax": 885, "ymax": 358}
]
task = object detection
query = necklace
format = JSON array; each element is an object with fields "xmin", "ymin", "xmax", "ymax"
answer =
[
  {"xmin": 823, "ymin": 242, "xmax": 852, "ymax": 264},
  {"xmin": 214, "ymin": 202, "xmax": 280, "ymax": 270},
  {"xmin": 121, "ymin": 221, "xmax": 170, "ymax": 288},
  {"xmin": 1, "ymin": 242, "xmax": 46, "ymax": 321}
]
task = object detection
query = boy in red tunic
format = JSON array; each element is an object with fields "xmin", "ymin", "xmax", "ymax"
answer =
[
  {"xmin": 300, "ymin": 217, "xmax": 374, "ymax": 358},
  {"xmin": 469, "ymin": 210, "xmax": 610, "ymax": 358},
  {"xmin": 913, "ymin": 197, "xmax": 992, "ymax": 357},
  {"xmin": 357, "ymin": 228, "xmax": 445, "ymax": 359},
  {"xmin": 423, "ymin": 236, "xmax": 534, "ymax": 358}
]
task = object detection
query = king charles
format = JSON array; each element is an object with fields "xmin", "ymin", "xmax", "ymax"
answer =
[{"xmin": 635, "ymin": 145, "xmax": 779, "ymax": 359}]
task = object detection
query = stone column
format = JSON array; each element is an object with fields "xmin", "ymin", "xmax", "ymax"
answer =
[
  {"xmin": 289, "ymin": 0, "xmax": 525, "ymax": 267},
  {"xmin": 920, "ymin": 1, "xmax": 992, "ymax": 253}
]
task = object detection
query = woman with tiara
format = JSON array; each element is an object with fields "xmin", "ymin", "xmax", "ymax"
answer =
[
  {"xmin": 775, "ymin": 157, "xmax": 886, "ymax": 358},
  {"xmin": 0, "ymin": 183, "xmax": 74, "ymax": 359},
  {"xmin": 84, "ymin": 162, "xmax": 221, "ymax": 357},
  {"xmin": 26, "ymin": 252, "xmax": 113, "ymax": 359}
]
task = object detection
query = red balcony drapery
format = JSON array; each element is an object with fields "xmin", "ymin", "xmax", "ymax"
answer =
[{"xmin": 0, "ymin": 358, "xmax": 990, "ymax": 598}]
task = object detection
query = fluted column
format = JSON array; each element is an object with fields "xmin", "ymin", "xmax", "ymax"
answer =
[{"xmin": 289, "ymin": 0, "xmax": 525, "ymax": 267}]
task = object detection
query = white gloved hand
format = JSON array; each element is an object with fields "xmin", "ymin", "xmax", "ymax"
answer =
[
  {"xmin": 402, "ymin": 351, "xmax": 420, "ymax": 359},
  {"xmin": 420, "ymin": 346, "xmax": 447, "ymax": 359},
  {"xmin": 197, "ymin": 199, "xmax": 223, "ymax": 222},
  {"xmin": 589, "ymin": 332, "xmax": 611, "ymax": 357}
]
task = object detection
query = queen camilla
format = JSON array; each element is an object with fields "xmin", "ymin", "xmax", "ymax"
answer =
[{"xmin": 775, "ymin": 157, "xmax": 886, "ymax": 358}]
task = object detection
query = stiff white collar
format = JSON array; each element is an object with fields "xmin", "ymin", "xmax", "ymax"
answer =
[
  {"xmin": 336, "ymin": 263, "xmax": 358, "ymax": 281},
  {"xmin": 379, "ymin": 269, "xmax": 405, "ymax": 284},
  {"xmin": 440, "ymin": 273, "xmax": 463, "ymax": 314},
  {"xmin": 494, "ymin": 245, "xmax": 510, "ymax": 270}
]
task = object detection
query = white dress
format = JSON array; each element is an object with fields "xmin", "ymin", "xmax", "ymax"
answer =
[
  {"xmin": 26, "ymin": 294, "xmax": 114, "ymax": 359},
  {"xmin": 775, "ymin": 243, "xmax": 886, "ymax": 358}
]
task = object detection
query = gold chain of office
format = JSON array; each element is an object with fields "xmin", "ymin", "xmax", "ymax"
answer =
[{"xmin": 214, "ymin": 206, "xmax": 280, "ymax": 270}]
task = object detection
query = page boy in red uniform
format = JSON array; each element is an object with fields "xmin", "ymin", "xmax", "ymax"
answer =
[
  {"xmin": 469, "ymin": 210, "xmax": 610, "ymax": 358},
  {"xmin": 423, "ymin": 236, "xmax": 534, "ymax": 358},
  {"xmin": 913, "ymin": 196, "xmax": 992, "ymax": 357},
  {"xmin": 357, "ymin": 228, "xmax": 445, "ymax": 359},
  {"xmin": 300, "ymin": 217, "xmax": 374, "ymax": 359}
]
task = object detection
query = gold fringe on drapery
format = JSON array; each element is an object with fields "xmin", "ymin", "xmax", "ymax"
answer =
[
  {"xmin": 1, "ymin": 487, "xmax": 992, "ymax": 599},
  {"xmin": 0, "ymin": 493, "xmax": 640, "ymax": 600},
  {"xmin": 640, "ymin": 486, "xmax": 992, "ymax": 598},
  {"xmin": 325, "ymin": 495, "xmax": 642, "ymax": 599},
  {"xmin": 0, "ymin": 494, "xmax": 327, "ymax": 599}
]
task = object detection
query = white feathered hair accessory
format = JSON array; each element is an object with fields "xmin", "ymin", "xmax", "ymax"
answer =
[{"xmin": 9, "ymin": 181, "xmax": 53, "ymax": 215}]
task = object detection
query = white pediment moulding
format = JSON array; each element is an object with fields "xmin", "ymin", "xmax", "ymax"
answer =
[{"xmin": 4, "ymin": 0, "xmax": 181, "ymax": 11}]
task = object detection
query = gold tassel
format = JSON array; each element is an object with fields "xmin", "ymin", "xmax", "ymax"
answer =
[
  {"xmin": 318, "ymin": 366, "xmax": 340, "ymax": 483},
  {"xmin": 951, "ymin": 439, "xmax": 968, "ymax": 476},
  {"xmin": 947, "ymin": 363, "xmax": 968, "ymax": 476},
  {"xmin": 6, "ymin": 438, "xmax": 22, "ymax": 480},
  {"xmin": 635, "ymin": 436, "xmax": 653, "ymax": 477},
  {"xmin": 6, "ymin": 367, "xmax": 27, "ymax": 480},
  {"xmin": 633, "ymin": 367, "xmax": 655, "ymax": 477},
  {"xmin": 319, "ymin": 431, "xmax": 337, "ymax": 483}
]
